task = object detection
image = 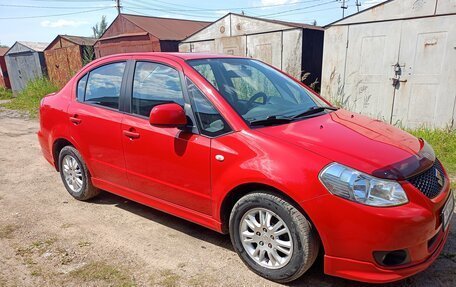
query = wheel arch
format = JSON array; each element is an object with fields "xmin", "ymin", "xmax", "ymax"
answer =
[
  {"xmin": 52, "ymin": 137, "xmax": 75, "ymax": 171},
  {"xmin": 219, "ymin": 182, "xmax": 324, "ymax": 253}
]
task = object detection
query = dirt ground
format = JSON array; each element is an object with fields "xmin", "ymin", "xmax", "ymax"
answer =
[{"xmin": 0, "ymin": 107, "xmax": 455, "ymax": 287}]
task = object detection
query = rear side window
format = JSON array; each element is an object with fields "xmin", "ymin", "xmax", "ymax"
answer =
[
  {"xmin": 84, "ymin": 62, "xmax": 126, "ymax": 109},
  {"xmin": 77, "ymin": 74, "xmax": 87, "ymax": 102},
  {"xmin": 187, "ymin": 79, "xmax": 230, "ymax": 137},
  {"xmin": 132, "ymin": 62, "xmax": 185, "ymax": 117}
]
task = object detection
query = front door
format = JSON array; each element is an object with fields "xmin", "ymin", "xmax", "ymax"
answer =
[
  {"xmin": 121, "ymin": 59, "xmax": 212, "ymax": 215},
  {"xmin": 68, "ymin": 61, "xmax": 128, "ymax": 187}
]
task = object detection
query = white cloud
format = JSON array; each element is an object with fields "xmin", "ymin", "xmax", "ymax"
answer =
[{"xmin": 40, "ymin": 19, "xmax": 89, "ymax": 28}]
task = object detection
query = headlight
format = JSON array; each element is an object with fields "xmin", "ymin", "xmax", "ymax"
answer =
[{"xmin": 319, "ymin": 163, "xmax": 408, "ymax": 207}]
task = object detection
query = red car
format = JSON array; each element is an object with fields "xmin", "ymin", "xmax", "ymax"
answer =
[{"xmin": 38, "ymin": 53, "xmax": 453, "ymax": 284}]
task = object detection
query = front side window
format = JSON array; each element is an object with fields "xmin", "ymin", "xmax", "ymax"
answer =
[
  {"xmin": 187, "ymin": 79, "xmax": 230, "ymax": 137},
  {"xmin": 85, "ymin": 62, "xmax": 126, "ymax": 109},
  {"xmin": 132, "ymin": 62, "xmax": 185, "ymax": 117},
  {"xmin": 188, "ymin": 58, "xmax": 328, "ymax": 125}
]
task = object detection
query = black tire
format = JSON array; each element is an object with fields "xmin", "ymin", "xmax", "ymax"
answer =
[
  {"xmin": 229, "ymin": 192, "xmax": 319, "ymax": 283},
  {"xmin": 58, "ymin": 146, "xmax": 100, "ymax": 201}
]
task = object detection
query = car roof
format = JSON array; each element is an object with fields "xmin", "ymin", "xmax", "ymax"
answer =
[{"xmin": 99, "ymin": 52, "xmax": 244, "ymax": 62}]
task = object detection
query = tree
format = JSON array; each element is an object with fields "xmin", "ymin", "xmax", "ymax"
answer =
[{"xmin": 92, "ymin": 15, "xmax": 108, "ymax": 38}]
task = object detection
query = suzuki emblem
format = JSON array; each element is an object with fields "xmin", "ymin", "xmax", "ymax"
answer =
[{"xmin": 435, "ymin": 169, "xmax": 444, "ymax": 187}]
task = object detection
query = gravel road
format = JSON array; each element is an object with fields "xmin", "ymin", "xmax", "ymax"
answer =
[{"xmin": 0, "ymin": 107, "xmax": 455, "ymax": 287}]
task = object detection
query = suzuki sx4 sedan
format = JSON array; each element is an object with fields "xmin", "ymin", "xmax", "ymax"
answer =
[{"xmin": 38, "ymin": 53, "xmax": 453, "ymax": 284}]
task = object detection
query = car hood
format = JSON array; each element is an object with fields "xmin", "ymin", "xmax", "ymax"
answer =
[{"xmin": 255, "ymin": 109, "xmax": 434, "ymax": 180}]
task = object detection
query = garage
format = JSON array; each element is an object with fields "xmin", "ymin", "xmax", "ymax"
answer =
[{"xmin": 321, "ymin": 0, "xmax": 456, "ymax": 128}]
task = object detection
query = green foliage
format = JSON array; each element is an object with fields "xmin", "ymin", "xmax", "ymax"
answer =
[
  {"xmin": 408, "ymin": 129, "xmax": 456, "ymax": 188},
  {"xmin": 82, "ymin": 46, "xmax": 95, "ymax": 66},
  {"xmin": 0, "ymin": 87, "xmax": 13, "ymax": 99},
  {"xmin": 92, "ymin": 15, "xmax": 108, "ymax": 38},
  {"xmin": 1, "ymin": 77, "xmax": 58, "ymax": 117}
]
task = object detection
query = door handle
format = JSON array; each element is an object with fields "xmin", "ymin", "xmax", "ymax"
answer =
[
  {"xmin": 123, "ymin": 129, "xmax": 140, "ymax": 139},
  {"xmin": 69, "ymin": 115, "xmax": 82, "ymax": 125}
]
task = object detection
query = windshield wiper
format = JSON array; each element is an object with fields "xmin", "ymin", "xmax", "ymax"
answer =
[
  {"xmin": 292, "ymin": 106, "xmax": 338, "ymax": 119},
  {"xmin": 249, "ymin": 116, "xmax": 293, "ymax": 126}
]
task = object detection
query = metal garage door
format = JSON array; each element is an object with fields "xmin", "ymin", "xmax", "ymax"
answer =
[
  {"xmin": 391, "ymin": 15, "xmax": 456, "ymax": 128},
  {"xmin": 344, "ymin": 16, "xmax": 456, "ymax": 128}
]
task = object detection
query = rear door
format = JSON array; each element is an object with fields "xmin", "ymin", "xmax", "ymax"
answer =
[
  {"xmin": 121, "ymin": 57, "xmax": 213, "ymax": 215},
  {"xmin": 68, "ymin": 61, "xmax": 128, "ymax": 187}
]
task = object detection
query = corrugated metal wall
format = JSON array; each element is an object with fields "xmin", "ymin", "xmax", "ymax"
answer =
[
  {"xmin": 44, "ymin": 37, "xmax": 84, "ymax": 87},
  {"xmin": 5, "ymin": 43, "xmax": 46, "ymax": 93},
  {"xmin": 0, "ymin": 55, "xmax": 10, "ymax": 89},
  {"xmin": 94, "ymin": 15, "xmax": 162, "ymax": 58}
]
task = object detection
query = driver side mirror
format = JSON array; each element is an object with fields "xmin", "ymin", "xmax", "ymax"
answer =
[{"xmin": 149, "ymin": 103, "xmax": 187, "ymax": 127}]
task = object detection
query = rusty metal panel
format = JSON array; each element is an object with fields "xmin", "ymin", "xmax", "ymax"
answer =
[
  {"xmin": 0, "ymin": 53, "xmax": 11, "ymax": 89},
  {"xmin": 392, "ymin": 15, "xmax": 456, "ymax": 128},
  {"xmin": 45, "ymin": 44, "xmax": 83, "ymax": 88},
  {"xmin": 95, "ymin": 34, "xmax": 160, "ymax": 58},
  {"xmin": 120, "ymin": 14, "xmax": 209, "ymax": 41},
  {"xmin": 215, "ymin": 36, "xmax": 246, "ymax": 56},
  {"xmin": 334, "ymin": 0, "xmax": 437, "ymax": 25}
]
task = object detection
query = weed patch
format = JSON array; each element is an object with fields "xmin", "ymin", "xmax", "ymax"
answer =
[
  {"xmin": 70, "ymin": 261, "xmax": 135, "ymax": 287},
  {"xmin": 1, "ymin": 77, "xmax": 58, "ymax": 117}
]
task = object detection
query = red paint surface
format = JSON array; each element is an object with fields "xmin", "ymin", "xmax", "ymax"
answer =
[{"xmin": 37, "ymin": 52, "xmax": 452, "ymax": 283}]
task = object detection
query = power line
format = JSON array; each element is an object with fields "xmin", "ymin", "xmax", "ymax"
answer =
[
  {"xmin": 261, "ymin": 6, "xmax": 341, "ymax": 19},
  {"xmin": 0, "ymin": 4, "xmax": 114, "ymax": 9},
  {"xmin": 0, "ymin": 7, "xmax": 112, "ymax": 20},
  {"xmin": 122, "ymin": 7, "xmax": 218, "ymax": 20},
  {"xmin": 123, "ymin": 0, "xmax": 328, "ymax": 12},
  {"xmin": 257, "ymin": 0, "xmax": 338, "ymax": 17}
]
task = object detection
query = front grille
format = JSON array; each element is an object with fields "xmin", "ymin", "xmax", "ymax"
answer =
[{"xmin": 408, "ymin": 160, "xmax": 445, "ymax": 199}]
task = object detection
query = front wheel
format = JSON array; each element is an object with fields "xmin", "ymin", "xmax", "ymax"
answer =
[{"xmin": 229, "ymin": 192, "xmax": 319, "ymax": 283}]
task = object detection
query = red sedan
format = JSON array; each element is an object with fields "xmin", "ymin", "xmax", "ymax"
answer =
[{"xmin": 38, "ymin": 53, "xmax": 453, "ymax": 284}]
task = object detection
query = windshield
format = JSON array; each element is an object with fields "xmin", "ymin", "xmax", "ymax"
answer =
[{"xmin": 188, "ymin": 58, "xmax": 329, "ymax": 125}]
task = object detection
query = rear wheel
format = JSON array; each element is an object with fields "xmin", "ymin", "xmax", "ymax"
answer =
[
  {"xmin": 229, "ymin": 192, "xmax": 319, "ymax": 283},
  {"xmin": 58, "ymin": 146, "xmax": 100, "ymax": 201}
]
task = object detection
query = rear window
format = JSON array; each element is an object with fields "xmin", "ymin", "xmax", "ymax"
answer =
[{"xmin": 84, "ymin": 62, "xmax": 126, "ymax": 110}]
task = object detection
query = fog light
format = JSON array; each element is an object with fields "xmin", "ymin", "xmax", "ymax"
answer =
[{"xmin": 373, "ymin": 250, "xmax": 410, "ymax": 267}]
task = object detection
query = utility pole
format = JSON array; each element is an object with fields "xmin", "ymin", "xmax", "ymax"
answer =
[
  {"xmin": 114, "ymin": 0, "xmax": 121, "ymax": 15},
  {"xmin": 341, "ymin": 0, "xmax": 348, "ymax": 18},
  {"xmin": 356, "ymin": 0, "xmax": 361, "ymax": 12}
]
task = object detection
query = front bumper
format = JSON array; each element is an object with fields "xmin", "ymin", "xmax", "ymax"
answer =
[
  {"xmin": 324, "ymin": 225, "xmax": 450, "ymax": 283},
  {"xmin": 301, "ymin": 181, "xmax": 452, "ymax": 283}
]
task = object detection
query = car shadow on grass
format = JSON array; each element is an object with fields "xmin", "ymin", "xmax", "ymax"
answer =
[{"xmin": 89, "ymin": 192, "xmax": 456, "ymax": 287}]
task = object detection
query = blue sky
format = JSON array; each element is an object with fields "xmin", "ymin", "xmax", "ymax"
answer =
[{"xmin": 0, "ymin": 0, "xmax": 386, "ymax": 47}]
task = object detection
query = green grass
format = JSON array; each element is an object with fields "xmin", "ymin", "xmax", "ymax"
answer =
[
  {"xmin": 0, "ymin": 87, "xmax": 13, "ymax": 100},
  {"xmin": 409, "ymin": 129, "xmax": 456, "ymax": 188},
  {"xmin": 1, "ymin": 77, "xmax": 58, "ymax": 117}
]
